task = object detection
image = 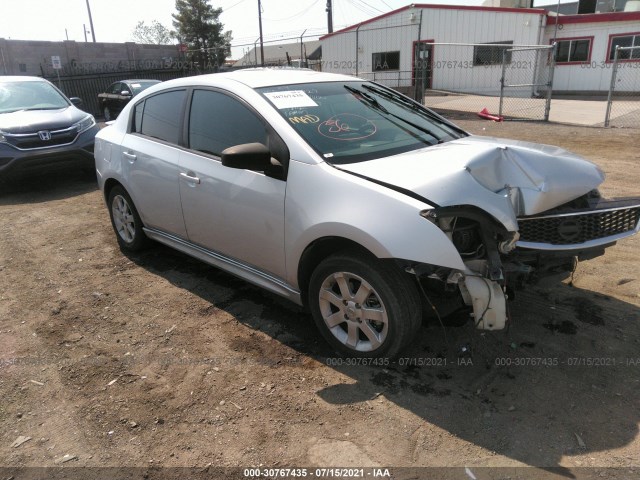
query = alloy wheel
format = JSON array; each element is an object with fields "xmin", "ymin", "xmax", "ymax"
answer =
[{"xmin": 318, "ymin": 271, "xmax": 388, "ymax": 352}]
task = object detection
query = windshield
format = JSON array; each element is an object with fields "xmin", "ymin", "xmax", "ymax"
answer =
[
  {"xmin": 258, "ymin": 81, "xmax": 466, "ymax": 164},
  {"xmin": 0, "ymin": 80, "xmax": 69, "ymax": 114}
]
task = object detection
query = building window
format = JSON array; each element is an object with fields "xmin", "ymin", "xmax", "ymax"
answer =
[
  {"xmin": 473, "ymin": 41, "xmax": 513, "ymax": 66},
  {"xmin": 556, "ymin": 38, "xmax": 591, "ymax": 64},
  {"xmin": 372, "ymin": 51, "xmax": 400, "ymax": 71},
  {"xmin": 19, "ymin": 63, "xmax": 27, "ymax": 72},
  {"xmin": 609, "ymin": 33, "xmax": 640, "ymax": 61}
]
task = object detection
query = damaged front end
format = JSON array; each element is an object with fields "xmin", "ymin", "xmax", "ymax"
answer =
[
  {"xmin": 339, "ymin": 134, "xmax": 640, "ymax": 330},
  {"xmin": 414, "ymin": 192, "xmax": 640, "ymax": 331}
]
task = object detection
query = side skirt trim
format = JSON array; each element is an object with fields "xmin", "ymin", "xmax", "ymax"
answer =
[{"xmin": 143, "ymin": 228, "xmax": 303, "ymax": 305}]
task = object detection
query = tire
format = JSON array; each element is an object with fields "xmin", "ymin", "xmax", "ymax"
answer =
[
  {"xmin": 107, "ymin": 185, "xmax": 147, "ymax": 252},
  {"xmin": 103, "ymin": 106, "xmax": 112, "ymax": 122},
  {"xmin": 308, "ymin": 252, "xmax": 422, "ymax": 359}
]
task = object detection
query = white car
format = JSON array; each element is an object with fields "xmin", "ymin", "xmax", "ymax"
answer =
[{"xmin": 94, "ymin": 69, "xmax": 640, "ymax": 358}]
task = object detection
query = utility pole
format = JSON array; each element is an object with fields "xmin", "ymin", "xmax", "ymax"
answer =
[
  {"xmin": 258, "ymin": 0, "xmax": 265, "ymax": 67},
  {"xmin": 326, "ymin": 0, "xmax": 333, "ymax": 33},
  {"xmin": 83, "ymin": 24, "xmax": 88, "ymax": 43},
  {"xmin": 86, "ymin": 0, "xmax": 96, "ymax": 42}
]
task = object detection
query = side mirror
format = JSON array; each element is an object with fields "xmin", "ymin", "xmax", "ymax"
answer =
[
  {"xmin": 221, "ymin": 143, "xmax": 272, "ymax": 171},
  {"xmin": 121, "ymin": 90, "xmax": 132, "ymax": 96},
  {"xmin": 69, "ymin": 97, "xmax": 83, "ymax": 106}
]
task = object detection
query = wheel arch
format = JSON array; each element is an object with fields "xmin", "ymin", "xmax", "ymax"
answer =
[
  {"xmin": 297, "ymin": 236, "xmax": 381, "ymax": 308},
  {"xmin": 103, "ymin": 177, "xmax": 124, "ymax": 204}
]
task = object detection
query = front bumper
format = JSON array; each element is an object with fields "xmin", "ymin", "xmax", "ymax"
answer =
[{"xmin": 0, "ymin": 125, "xmax": 99, "ymax": 176}]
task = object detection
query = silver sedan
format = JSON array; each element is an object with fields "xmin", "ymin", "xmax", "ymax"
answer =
[{"xmin": 95, "ymin": 69, "xmax": 640, "ymax": 358}]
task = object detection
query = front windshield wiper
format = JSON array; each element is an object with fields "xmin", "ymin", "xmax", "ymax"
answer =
[
  {"xmin": 22, "ymin": 106, "xmax": 65, "ymax": 111},
  {"xmin": 362, "ymin": 84, "xmax": 467, "ymax": 137},
  {"xmin": 345, "ymin": 85, "xmax": 443, "ymax": 144},
  {"xmin": 1, "ymin": 106, "xmax": 64, "ymax": 113},
  {"xmin": 344, "ymin": 84, "xmax": 389, "ymax": 114}
]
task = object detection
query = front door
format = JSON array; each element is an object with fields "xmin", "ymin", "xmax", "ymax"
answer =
[{"xmin": 178, "ymin": 89, "xmax": 287, "ymax": 279}]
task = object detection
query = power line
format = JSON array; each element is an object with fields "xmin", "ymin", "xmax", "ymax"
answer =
[
  {"xmin": 222, "ymin": 0, "xmax": 250, "ymax": 11},
  {"xmin": 376, "ymin": 0, "xmax": 394, "ymax": 10},
  {"xmin": 345, "ymin": 0, "xmax": 380, "ymax": 17},
  {"xmin": 262, "ymin": 0, "xmax": 322, "ymax": 22},
  {"xmin": 357, "ymin": 0, "xmax": 385, "ymax": 13}
]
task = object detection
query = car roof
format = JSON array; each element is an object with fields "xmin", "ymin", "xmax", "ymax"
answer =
[
  {"xmin": 0, "ymin": 76, "xmax": 51, "ymax": 83},
  {"xmin": 156, "ymin": 68, "xmax": 361, "ymax": 90}
]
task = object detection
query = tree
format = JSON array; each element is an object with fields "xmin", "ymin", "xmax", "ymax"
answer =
[
  {"xmin": 131, "ymin": 20, "xmax": 174, "ymax": 45},
  {"xmin": 172, "ymin": 0, "xmax": 232, "ymax": 69}
]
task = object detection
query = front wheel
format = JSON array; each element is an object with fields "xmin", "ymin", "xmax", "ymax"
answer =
[
  {"xmin": 107, "ymin": 185, "xmax": 147, "ymax": 252},
  {"xmin": 103, "ymin": 106, "xmax": 112, "ymax": 122},
  {"xmin": 308, "ymin": 252, "xmax": 422, "ymax": 358}
]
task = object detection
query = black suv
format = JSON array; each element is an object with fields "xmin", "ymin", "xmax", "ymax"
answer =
[{"xmin": 0, "ymin": 76, "xmax": 99, "ymax": 178}]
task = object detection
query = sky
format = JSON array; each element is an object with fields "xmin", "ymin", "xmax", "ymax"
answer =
[{"xmin": 0, "ymin": 0, "xmax": 564, "ymax": 58}]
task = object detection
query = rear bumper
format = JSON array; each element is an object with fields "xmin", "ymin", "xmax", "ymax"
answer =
[{"xmin": 0, "ymin": 125, "xmax": 99, "ymax": 176}]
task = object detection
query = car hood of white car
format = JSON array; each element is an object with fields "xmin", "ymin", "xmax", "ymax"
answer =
[{"xmin": 337, "ymin": 135, "xmax": 605, "ymax": 219}]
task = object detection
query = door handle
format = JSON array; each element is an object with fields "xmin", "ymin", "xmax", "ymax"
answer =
[
  {"xmin": 180, "ymin": 172, "xmax": 200, "ymax": 184},
  {"xmin": 123, "ymin": 151, "xmax": 137, "ymax": 162}
]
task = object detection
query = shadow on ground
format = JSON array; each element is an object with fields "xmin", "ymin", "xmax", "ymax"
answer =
[
  {"xmin": 0, "ymin": 164, "xmax": 97, "ymax": 205},
  {"xmin": 125, "ymin": 242, "xmax": 640, "ymax": 475}
]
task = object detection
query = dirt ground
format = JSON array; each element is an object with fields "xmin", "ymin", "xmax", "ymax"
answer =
[{"xmin": 1, "ymin": 118, "xmax": 639, "ymax": 479}]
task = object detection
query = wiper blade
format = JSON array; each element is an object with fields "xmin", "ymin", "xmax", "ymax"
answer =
[
  {"xmin": 1, "ymin": 106, "xmax": 63, "ymax": 113},
  {"xmin": 23, "ymin": 107, "xmax": 64, "ymax": 111},
  {"xmin": 346, "ymin": 85, "xmax": 442, "ymax": 143},
  {"xmin": 344, "ymin": 85, "xmax": 389, "ymax": 114},
  {"xmin": 362, "ymin": 84, "xmax": 466, "ymax": 136}
]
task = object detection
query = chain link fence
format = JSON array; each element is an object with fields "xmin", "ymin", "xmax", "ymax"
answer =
[
  {"xmin": 321, "ymin": 21, "xmax": 555, "ymax": 122},
  {"xmin": 417, "ymin": 43, "xmax": 554, "ymax": 121},
  {"xmin": 605, "ymin": 45, "xmax": 640, "ymax": 128}
]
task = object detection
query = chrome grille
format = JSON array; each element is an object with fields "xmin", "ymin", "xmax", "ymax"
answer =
[
  {"xmin": 518, "ymin": 206, "xmax": 640, "ymax": 245},
  {"xmin": 4, "ymin": 126, "xmax": 78, "ymax": 150}
]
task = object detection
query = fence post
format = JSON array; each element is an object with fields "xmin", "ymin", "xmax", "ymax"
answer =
[
  {"xmin": 499, "ymin": 48, "xmax": 508, "ymax": 118},
  {"xmin": 416, "ymin": 9, "xmax": 424, "ymax": 104},
  {"xmin": 355, "ymin": 26, "xmax": 361, "ymax": 76},
  {"xmin": 544, "ymin": 42, "xmax": 557, "ymax": 122},
  {"xmin": 604, "ymin": 46, "xmax": 620, "ymax": 128}
]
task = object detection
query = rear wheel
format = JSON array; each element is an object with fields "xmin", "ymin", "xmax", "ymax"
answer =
[
  {"xmin": 308, "ymin": 252, "xmax": 422, "ymax": 358},
  {"xmin": 107, "ymin": 186, "xmax": 147, "ymax": 252}
]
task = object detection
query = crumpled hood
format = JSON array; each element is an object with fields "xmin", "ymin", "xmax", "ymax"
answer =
[
  {"xmin": 0, "ymin": 106, "xmax": 86, "ymax": 133},
  {"xmin": 338, "ymin": 135, "xmax": 605, "ymax": 230}
]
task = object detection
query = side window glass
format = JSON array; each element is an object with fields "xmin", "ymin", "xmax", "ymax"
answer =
[
  {"xmin": 188, "ymin": 90, "xmax": 267, "ymax": 156},
  {"xmin": 108, "ymin": 83, "xmax": 121, "ymax": 94},
  {"xmin": 140, "ymin": 90, "xmax": 186, "ymax": 144}
]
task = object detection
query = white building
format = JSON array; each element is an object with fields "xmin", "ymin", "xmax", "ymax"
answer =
[
  {"xmin": 319, "ymin": 3, "xmax": 640, "ymax": 95},
  {"xmin": 545, "ymin": 11, "xmax": 640, "ymax": 93}
]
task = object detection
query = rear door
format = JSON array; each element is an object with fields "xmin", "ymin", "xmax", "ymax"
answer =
[
  {"xmin": 120, "ymin": 89, "xmax": 188, "ymax": 238},
  {"xmin": 177, "ymin": 88, "xmax": 287, "ymax": 278}
]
